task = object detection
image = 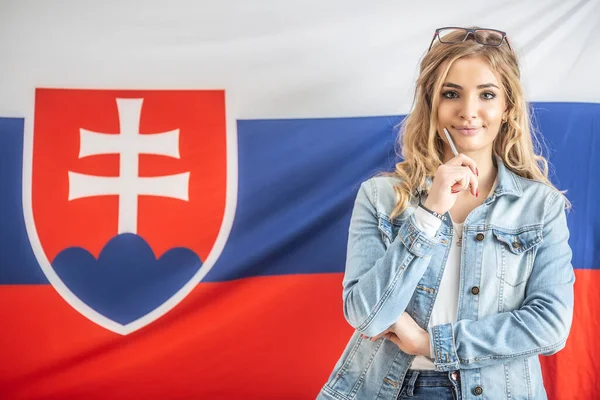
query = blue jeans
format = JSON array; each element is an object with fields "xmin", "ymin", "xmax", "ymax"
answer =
[{"xmin": 397, "ymin": 369, "xmax": 461, "ymax": 399}]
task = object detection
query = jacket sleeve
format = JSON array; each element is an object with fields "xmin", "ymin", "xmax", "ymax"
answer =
[
  {"xmin": 429, "ymin": 191, "xmax": 575, "ymax": 371},
  {"xmin": 342, "ymin": 179, "xmax": 444, "ymax": 337}
]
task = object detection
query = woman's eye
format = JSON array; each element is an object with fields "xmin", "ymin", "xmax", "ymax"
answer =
[
  {"xmin": 442, "ymin": 91, "xmax": 458, "ymax": 99},
  {"xmin": 482, "ymin": 92, "xmax": 496, "ymax": 100}
]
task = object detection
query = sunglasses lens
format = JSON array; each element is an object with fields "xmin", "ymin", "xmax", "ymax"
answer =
[
  {"xmin": 437, "ymin": 28, "xmax": 468, "ymax": 44},
  {"xmin": 475, "ymin": 30, "xmax": 504, "ymax": 46}
]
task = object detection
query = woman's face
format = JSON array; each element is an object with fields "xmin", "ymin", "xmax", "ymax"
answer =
[{"xmin": 436, "ymin": 56, "xmax": 507, "ymax": 156}]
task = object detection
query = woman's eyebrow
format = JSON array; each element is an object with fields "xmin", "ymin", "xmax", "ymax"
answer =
[{"xmin": 443, "ymin": 82, "xmax": 500, "ymax": 89}]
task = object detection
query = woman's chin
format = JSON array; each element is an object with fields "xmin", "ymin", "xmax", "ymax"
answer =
[{"xmin": 454, "ymin": 140, "xmax": 491, "ymax": 154}]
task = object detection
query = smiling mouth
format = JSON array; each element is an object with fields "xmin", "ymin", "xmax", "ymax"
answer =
[{"xmin": 453, "ymin": 127, "xmax": 481, "ymax": 136}]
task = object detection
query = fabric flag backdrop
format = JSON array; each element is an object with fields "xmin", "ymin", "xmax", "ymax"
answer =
[{"xmin": 1, "ymin": 1, "xmax": 599, "ymax": 399}]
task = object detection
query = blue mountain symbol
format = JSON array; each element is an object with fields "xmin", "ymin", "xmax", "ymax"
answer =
[{"xmin": 52, "ymin": 233, "xmax": 203, "ymax": 325}]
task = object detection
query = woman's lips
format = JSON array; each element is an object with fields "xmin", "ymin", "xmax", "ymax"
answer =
[{"xmin": 454, "ymin": 127, "xmax": 481, "ymax": 136}]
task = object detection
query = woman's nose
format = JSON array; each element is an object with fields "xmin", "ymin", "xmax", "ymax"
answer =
[{"xmin": 459, "ymin": 96, "xmax": 478, "ymax": 120}]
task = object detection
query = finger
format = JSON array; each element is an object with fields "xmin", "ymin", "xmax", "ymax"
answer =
[
  {"xmin": 450, "ymin": 171, "xmax": 473, "ymax": 193},
  {"xmin": 384, "ymin": 332, "xmax": 397, "ymax": 343},
  {"xmin": 445, "ymin": 153, "xmax": 478, "ymax": 177},
  {"xmin": 365, "ymin": 328, "xmax": 391, "ymax": 341},
  {"xmin": 369, "ymin": 333, "xmax": 385, "ymax": 341},
  {"xmin": 468, "ymin": 173, "xmax": 479, "ymax": 197},
  {"xmin": 360, "ymin": 333, "xmax": 376, "ymax": 341},
  {"xmin": 451, "ymin": 167, "xmax": 479, "ymax": 192},
  {"xmin": 385, "ymin": 333, "xmax": 403, "ymax": 348}
]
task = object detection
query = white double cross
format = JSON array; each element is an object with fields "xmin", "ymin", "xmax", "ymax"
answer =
[{"xmin": 68, "ymin": 98, "xmax": 190, "ymax": 234}]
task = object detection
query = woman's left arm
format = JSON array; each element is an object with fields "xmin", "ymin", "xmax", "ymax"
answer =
[{"xmin": 428, "ymin": 191, "xmax": 575, "ymax": 371}]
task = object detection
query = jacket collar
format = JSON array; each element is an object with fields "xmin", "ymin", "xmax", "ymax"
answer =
[{"xmin": 487, "ymin": 154, "xmax": 523, "ymax": 202}]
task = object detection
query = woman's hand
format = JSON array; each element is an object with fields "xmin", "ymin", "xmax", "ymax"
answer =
[
  {"xmin": 362, "ymin": 312, "xmax": 431, "ymax": 357},
  {"xmin": 423, "ymin": 153, "xmax": 479, "ymax": 215}
]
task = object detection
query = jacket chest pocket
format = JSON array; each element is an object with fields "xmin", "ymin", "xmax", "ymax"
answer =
[
  {"xmin": 377, "ymin": 214, "xmax": 401, "ymax": 247},
  {"xmin": 493, "ymin": 226, "xmax": 543, "ymax": 287}
]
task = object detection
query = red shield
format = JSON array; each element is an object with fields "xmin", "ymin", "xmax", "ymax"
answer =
[{"xmin": 26, "ymin": 88, "xmax": 236, "ymax": 334}]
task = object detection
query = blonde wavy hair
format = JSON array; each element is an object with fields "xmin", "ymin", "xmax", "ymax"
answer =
[{"xmin": 388, "ymin": 27, "xmax": 570, "ymax": 219}]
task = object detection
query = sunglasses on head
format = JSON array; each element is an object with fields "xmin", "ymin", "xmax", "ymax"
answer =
[{"xmin": 428, "ymin": 27, "xmax": 512, "ymax": 52}]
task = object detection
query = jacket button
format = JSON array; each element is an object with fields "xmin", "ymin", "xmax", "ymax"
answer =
[
  {"xmin": 471, "ymin": 286, "xmax": 480, "ymax": 295},
  {"xmin": 473, "ymin": 386, "xmax": 484, "ymax": 395},
  {"xmin": 513, "ymin": 241, "xmax": 522, "ymax": 249},
  {"xmin": 476, "ymin": 233, "xmax": 485, "ymax": 241}
]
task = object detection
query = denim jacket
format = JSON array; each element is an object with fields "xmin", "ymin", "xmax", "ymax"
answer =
[{"xmin": 317, "ymin": 156, "xmax": 575, "ymax": 400}]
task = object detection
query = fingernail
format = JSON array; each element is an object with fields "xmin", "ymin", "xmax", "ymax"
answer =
[
  {"xmin": 476, "ymin": 168, "xmax": 479, "ymax": 176},
  {"xmin": 476, "ymin": 189, "xmax": 479, "ymax": 197}
]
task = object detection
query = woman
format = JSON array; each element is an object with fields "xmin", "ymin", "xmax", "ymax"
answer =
[{"xmin": 317, "ymin": 27, "xmax": 574, "ymax": 400}]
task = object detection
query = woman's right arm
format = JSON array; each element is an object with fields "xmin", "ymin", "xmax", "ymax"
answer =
[
  {"xmin": 344, "ymin": 154, "xmax": 479, "ymax": 337},
  {"xmin": 342, "ymin": 179, "xmax": 443, "ymax": 337}
]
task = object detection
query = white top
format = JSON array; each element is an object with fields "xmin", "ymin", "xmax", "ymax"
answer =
[{"xmin": 409, "ymin": 178, "xmax": 497, "ymax": 370}]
